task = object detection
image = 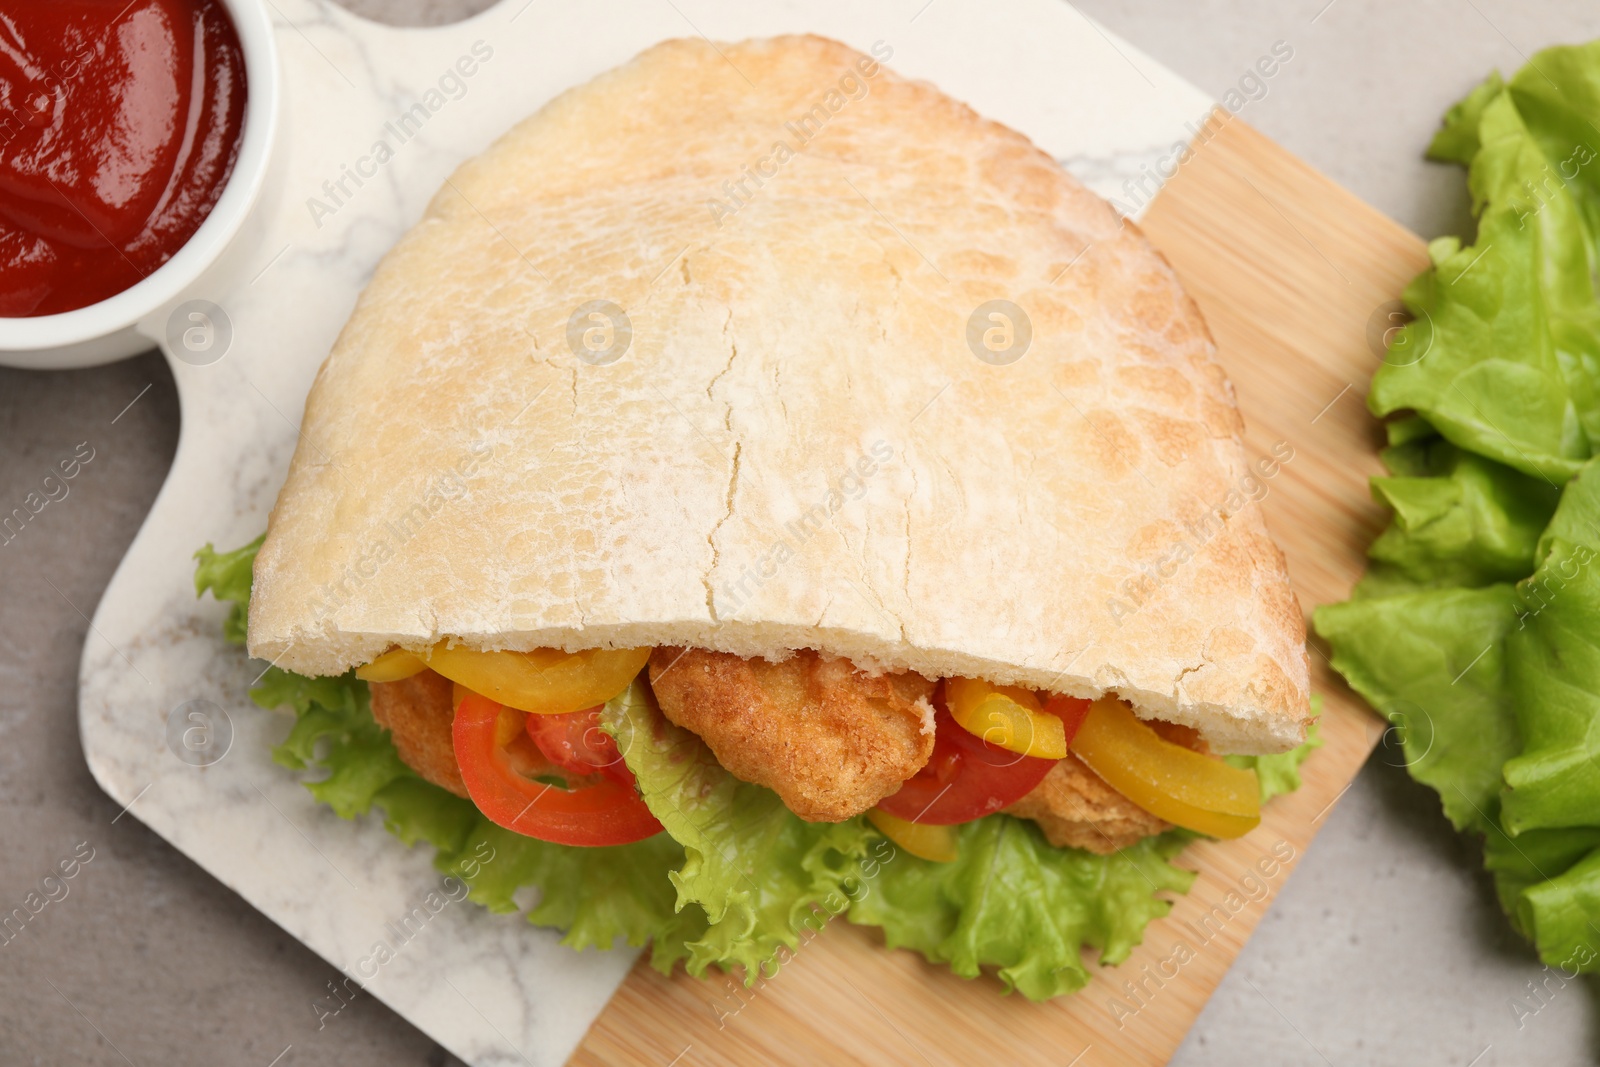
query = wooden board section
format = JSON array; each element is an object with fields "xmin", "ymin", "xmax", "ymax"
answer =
[{"xmin": 568, "ymin": 116, "xmax": 1431, "ymax": 1067}]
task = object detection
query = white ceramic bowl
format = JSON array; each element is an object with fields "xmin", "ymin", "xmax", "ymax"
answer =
[{"xmin": 0, "ymin": 0, "xmax": 280, "ymax": 370}]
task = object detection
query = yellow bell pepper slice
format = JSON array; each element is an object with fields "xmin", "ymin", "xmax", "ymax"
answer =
[
  {"xmin": 944, "ymin": 676, "xmax": 1067, "ymax": 760},
  {"xmin": 867, "ymin": 808, "xmax": 959, "ymax": 863},
  {"xmin": 354, "ymin": 648, "xmax": 428, "ymax": 682},
  {"xmin": 1069, "ymin": 698, "xmax": 1260, "ymax": 839},
  {"xmin": 424, "ymin": 644, "xmax": 651, "ymax": 716}
]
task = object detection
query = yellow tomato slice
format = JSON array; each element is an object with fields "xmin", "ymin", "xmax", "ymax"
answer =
[
  {"xmin": 424, "ymin": 644, "xmax": 650, "ymax": 716},
  {"xmin": 867, "ymin": 808, "xmax": 959, "ymax": 863},
  {"xmin": 1069, "ymin": 698, "xmax": 1260, "ymax": 839},
  {"xmin": 944, "ymin": 676, "xmax": 1067, "ymax": 759},
  {"xmin": 354, "ymin": 648, "xmax": 428, "ymax": 682}
]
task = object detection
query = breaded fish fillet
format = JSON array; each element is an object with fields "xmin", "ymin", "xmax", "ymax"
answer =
[
  {"xmin": 649, "ymin": 647, "xmax": 936, "ymax": 822},
  {"xmin": 369, "ymin": 669, "xmax": 468, "ymax": 797},
  {"xmin": 1004, "ymin": 722, "xmax": 1207, "ymax": 854}
]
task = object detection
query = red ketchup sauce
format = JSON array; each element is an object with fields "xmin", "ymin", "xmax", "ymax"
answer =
[{"xmin": 0, "ymin": 0, "xmax": 247, "ymax": 317}]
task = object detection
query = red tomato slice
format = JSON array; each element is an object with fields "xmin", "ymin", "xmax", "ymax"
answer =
[
  {"xmin": 453, "ymin": 691, "xmax": 662, "ymax": 846},
  {"xmin": 876, "ymin": 699, "xmax": 1056, "ymax": 825},
  {"xmin": 524, "ymin": 704, "xmax": 636, "ymax": 786}
]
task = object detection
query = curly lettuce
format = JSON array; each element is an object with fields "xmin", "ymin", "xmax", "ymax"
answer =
[
  {"xmin": 1366, "ymin": 42, "xmax": 1600, "ymax": 481},
  {"xmin": 1318, "ymin": 586, "xmax": 1521, "ymax": 834},
  {"xmin": 1317, "ymin": 44, "xmax": 1600, "ymax": 973},
  {"xmin": 1320, "ymin": 458, "xmax": 1600, "ymax": 972},
  {"xmin": 847, "ymin": 818, "xmax": 1195, "ymax": 1000},
  {"xmin": 1502, "ymin": 464, "xmax": 1600, "ymax": 835},
  {"xmin": 1355, "ymin": 429, "xmax": 1559, "ymax": 597}
]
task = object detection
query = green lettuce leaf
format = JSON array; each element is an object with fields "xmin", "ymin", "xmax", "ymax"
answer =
[
  {"xmin": 1502, "ymin": 462, "xmax": 1600, "ymax": 833},
  {"xmin": 1367, "ymin": 41, "xmax": 1600, "ymax": 482},
  {"xmin": 1506, "ymin": 45, "xmax": 1600, "ymax": 250},
  {"xmin": 1356, "ymin": 441, "xmax": 1558, "ymax": 597},
  {"xmin": 1509, "ymin": 841, "xmax": 1600, "ymax": 971},
  {"xmin": 1225, "ymin": 713, "xmax": 1323, "ymax": 802},
  {"xmin": 1315, "ymin": 586, "xmax": 1522, "ymax": 833},
  {"xmin": 1316, "ymin": 577, "xmax": 1600, "ymax": 974},
  {"xmin": 1482, "ymin": 824, "xmax": 1600, "ymax": 936},
  {"xmin": 1427, "ymin": 71, "xmax": 1504, "ymax": 167},
  {"xmin": 194, "ymin": 535, "xmax": 264, "ymax": 645},
  {"xmin": 256, "ymin": 666, "xmax": 411, "ymax": 819},
  {"xmin": 1321, "ymin": 43, "xmax": 1600, "ymax": 969},
  {"xmin": 847, "ymin": 818, "xmax": 1195, "ymax": 1000},
  {"xmin": 1379, "ymin": 413, "xmax": 1442, "ymax": 461},
  {"xmin": 602, "ymin": 680, "xmax": 871, "ymax": 979}
]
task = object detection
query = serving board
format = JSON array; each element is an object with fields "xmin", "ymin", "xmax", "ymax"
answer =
[{"xmin": 74, "ymin": 1, "xmax": 1427, "ymax": 1063}]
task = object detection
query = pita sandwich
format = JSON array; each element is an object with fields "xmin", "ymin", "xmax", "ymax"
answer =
[
  {"xmin": 249, "ymin": 34, "xmax": 1309, "ymax": 759},
  {"xmin": 217, "ymin": 32, "xmax": 1326, "ymax": 1002}
]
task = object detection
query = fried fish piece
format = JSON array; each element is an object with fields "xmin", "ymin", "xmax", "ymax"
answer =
[
  {"xmin": 649, "ymin": 647, "xmax": 936, "ymax": 822},
  {"xmin": 1005, "ymin": 722, "xmax": 1208, "ymax": 854},
  {"xmin": 369, "ymin": 668, "xmax": 468, "ymax": 798}
]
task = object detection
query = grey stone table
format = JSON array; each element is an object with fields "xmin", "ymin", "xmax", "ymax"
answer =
[{"xmin": 3, "ymin": 2, "xmax": 1596, "ymax": 1064}]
